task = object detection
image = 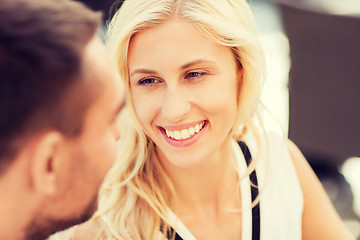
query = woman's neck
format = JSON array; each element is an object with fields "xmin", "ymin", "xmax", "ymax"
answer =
[{"xmin": 160, "ymin": 138, "xmax": 240, "ymax": 212}]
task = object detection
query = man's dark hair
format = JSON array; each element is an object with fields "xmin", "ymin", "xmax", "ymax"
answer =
[{"xmin": 0, "ymin": 0, "xmax": 101, "ymax": 171}]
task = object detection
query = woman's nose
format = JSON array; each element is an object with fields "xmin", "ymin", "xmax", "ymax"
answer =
[{"xmin": 161, "ymin": 87, "xmax": 191, "ymax": 123}]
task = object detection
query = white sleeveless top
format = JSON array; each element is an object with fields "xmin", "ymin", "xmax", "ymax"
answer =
[{"xmin": 166, "ymin": 132, "xmax": 304, "ymax": 240}]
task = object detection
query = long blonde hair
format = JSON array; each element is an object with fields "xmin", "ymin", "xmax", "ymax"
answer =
[{"xmin": 96, "ymin": 0, "xmax": 266, "ymax": 239}]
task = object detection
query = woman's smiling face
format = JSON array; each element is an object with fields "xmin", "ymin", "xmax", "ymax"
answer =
[{"xmin": 128, "ymin": 19, "xmax": 242, "ymax": 168}]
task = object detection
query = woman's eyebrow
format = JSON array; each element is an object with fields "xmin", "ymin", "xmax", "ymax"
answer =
[
  {"xmin": 179, "ymin": 59, "xmax": 217, "ymax": 70},
  {"xmin": 130, "ymin": 60, "xmax": 217, "ymax": 77},
  {"xmin": 130, "ymin": 69, "xmax": 157, "ymax": 77}
]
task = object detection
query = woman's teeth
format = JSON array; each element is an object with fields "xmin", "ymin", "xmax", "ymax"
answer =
[{"xmin": 164, "ymin": 121, "xmax": 205, "ymax": 140}]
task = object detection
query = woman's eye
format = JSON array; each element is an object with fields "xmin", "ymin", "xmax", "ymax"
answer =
[
  {"xmin": 137, "ymin": 78, "xmax": 159, "ymax": 86},
  {"xmin": 185, "ymin": 71, "xmax": 206, "ymax": 79}
]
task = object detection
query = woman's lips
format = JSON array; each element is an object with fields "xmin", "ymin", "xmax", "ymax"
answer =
[{"xmin": 159, "ymin": 120, "xmax": 208, "ymax": 147}]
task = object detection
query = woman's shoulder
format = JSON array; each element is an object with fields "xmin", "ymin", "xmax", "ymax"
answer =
[
  {"xmin": 48, "ymin": 226, "xmax": 76, "ymax": 240},
  {"xmin": 49, "ymin": 218, "xmax": 104, "ymax": 240},
  {"xmin": 241, "ymin": 131, "xmax": 288, "ymax": 158},
  {"xmin": 285, "ymin": 139, "xmax": 354, "ymax": 239}
]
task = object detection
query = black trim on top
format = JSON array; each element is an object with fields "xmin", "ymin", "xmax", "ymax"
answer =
[
  {"xmin": 164, "ymin": 141, "xmax": 260, "ymax": 240},
  {"xmin": 161, "ymin": 226, "xmax": 183, "ymax": 240},
  {"xmin": 238, "ymin": 141, "xmax": 261, "ymax": 240}
]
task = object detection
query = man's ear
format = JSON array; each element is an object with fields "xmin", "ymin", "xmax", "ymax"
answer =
[{"xmin": 29, "ymin": 131, "xmax": 64, "ymax": 196}]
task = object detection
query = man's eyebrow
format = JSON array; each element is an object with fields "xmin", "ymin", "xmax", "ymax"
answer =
[
  {"xmin": 130, "ymin": 69, "xmax": 157, "ymax": 77},
  {"xmin": 179, "ymin": 59, "xmax": 217, "ymax": 70}
]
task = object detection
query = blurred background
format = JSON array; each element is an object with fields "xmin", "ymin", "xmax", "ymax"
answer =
[
  {"xmin": 76, "ymin": 0, "xmax": 360, "ymax": 238},
  {"xmin": 250, "ymin": 0, "xmax": 360, "ymax": 238}
]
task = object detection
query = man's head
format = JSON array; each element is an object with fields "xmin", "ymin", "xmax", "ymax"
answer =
[{"xmin": 0, "ymin": 0, "xmax": 125, "ymax": 239}]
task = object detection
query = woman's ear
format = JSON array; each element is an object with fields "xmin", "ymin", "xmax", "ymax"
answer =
[
  {"xmin": 29, "ymin": 131, "xmax": 64, "ymax": 196},
  {"xmin": 237, "ymin": 67, "xmax": 244, "ymax": 86},
  {"xmin": 236, "ymin": 67, "xmax": 244, "ymax": 99}
]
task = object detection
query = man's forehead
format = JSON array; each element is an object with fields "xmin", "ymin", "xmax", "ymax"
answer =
[{"xmin": 81, "ymin": 38, "xmax": 125, "ymax": 112}]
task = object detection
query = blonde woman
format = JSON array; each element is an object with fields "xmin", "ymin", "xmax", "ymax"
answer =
[{"xmin": 62, "ymin": 0, "xmax": 354, "ymax": 239}]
